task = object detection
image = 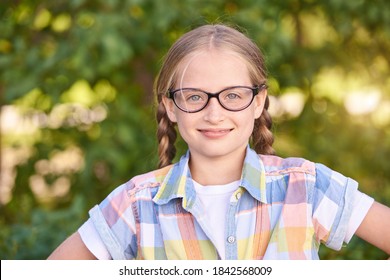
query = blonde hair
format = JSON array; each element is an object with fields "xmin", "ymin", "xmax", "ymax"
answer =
[{"xmin": 155, "ymin": 24, "xmax": 275, "ymax": 168}]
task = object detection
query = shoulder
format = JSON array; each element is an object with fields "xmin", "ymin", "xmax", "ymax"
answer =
[
  {"xmin": 259, "ymin": 154, "xmax": 353, "ymax": 186},
  {"xmin": 259, "ymin": 154, "xmax": 316, "ymax": 176},
  {"xmin": 102, "ymin": 165, "xmax": 174, "ymax": 204},
  {"xmin": 124, "ymin": 164, "xmax": 174, "ymax": 196}
]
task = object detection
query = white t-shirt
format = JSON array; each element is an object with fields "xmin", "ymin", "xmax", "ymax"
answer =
[
  {"xmin": 192, "ymin": 180, "xmax": 240, "ymax": 259},
  {"xmin": 79, "ymin": 181, "xmax": 373, "ymax": 259}
]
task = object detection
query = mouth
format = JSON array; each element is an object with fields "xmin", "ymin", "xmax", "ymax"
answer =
[{"xmin": 198, "ymin": 128, "xmax": 233, "ymax": 138}]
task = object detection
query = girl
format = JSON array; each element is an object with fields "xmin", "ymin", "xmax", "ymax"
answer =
[{"xmin": 48, "ymin": 24, "xmax": 390, "ymax": 260}]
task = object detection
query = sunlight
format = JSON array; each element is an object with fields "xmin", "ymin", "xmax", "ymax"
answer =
[
  {"xmin": 269, "ymin": 90, "xmax": 306, "ymax": 119},
  {"xmin": 33, "ymin": 8, "xmax": 51, "ymax": 30},
  {"xmin": 51, "ymin": 13, "xmax": 72, "ymax": 33},
  {"xmin": 344, "ymin": 90, "xmax": 381, "ymax": 115},
  {"xmin": 29, "ymin": 147, "xmax": 84, "ymax": 203},
  {"xmin": 372, "ymin": 101, "xmax": 390, "ymax": 128}
]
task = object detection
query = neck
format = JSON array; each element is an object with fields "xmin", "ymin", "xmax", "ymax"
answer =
[{"xmin": 188, "ymin": 148, "xmax": 246, "ymax": 186}]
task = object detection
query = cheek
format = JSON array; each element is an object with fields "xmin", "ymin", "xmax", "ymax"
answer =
[
  {"xmin": 175, "ymin": 113, "xmax": 193, "ymax": 134},
  {"xmin": 175, "ymin": 119, "xmax": 194, "ymax": 145},
  {"xmin": 245, "ymin": 108, "xmax": 259, "ymax": 135},
  {"xmin": 234, "ymin": 111, "xmax": 256, "ymax": 133},
  {"xmin": 242, "ymin": 117, "xmax": 255, "ymax": 135}
]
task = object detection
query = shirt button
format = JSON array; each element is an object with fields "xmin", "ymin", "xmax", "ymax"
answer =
[{"xmin": 227, "ymin": 236, "xmax": 236, "ymax": 243}]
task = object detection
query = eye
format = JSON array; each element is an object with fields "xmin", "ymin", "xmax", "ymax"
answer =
[
  {"xmin": 225, "ymin": 92, "xmax": 242, "ymax": 100},
  {"xmin": 187, "ymin": 94, "xmax": 203, "ymax": 102}
]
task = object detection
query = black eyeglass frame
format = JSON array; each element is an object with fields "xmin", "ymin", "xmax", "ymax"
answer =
[{"xmin": 168, "ymin": 84, "xmax": 267, "ymax": 113}]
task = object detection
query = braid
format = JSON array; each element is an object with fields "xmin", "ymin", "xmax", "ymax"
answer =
[
  {"xmin": 252, "ymin": 96, "xmax": 275, "ymax": 155},
  {"xmin": 156, "ymin": 101, "xmax": 177, "ymax": 168}
]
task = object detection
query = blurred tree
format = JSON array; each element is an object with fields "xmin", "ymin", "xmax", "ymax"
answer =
[{"xmin": 0, "ymin": 0, "xmax": 389, "ymax": 259}]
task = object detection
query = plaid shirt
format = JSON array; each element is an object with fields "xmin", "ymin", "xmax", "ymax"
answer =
[{"xmin": 89, "ymin": 147, "xmax": 359, "ymax": 259}]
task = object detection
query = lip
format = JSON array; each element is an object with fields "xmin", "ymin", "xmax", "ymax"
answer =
[{"xmin": 198, "ymin": 128, "xmax": 233, "ymax": 139}]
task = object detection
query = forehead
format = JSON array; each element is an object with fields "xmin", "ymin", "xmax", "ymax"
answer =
[{"xmin": 175, "ymin": 50, "xmax": 252, "ymax": 90}]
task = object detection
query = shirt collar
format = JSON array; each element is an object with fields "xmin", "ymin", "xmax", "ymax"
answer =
[
  {"xmin": 153, "ymin": 146, "xmax": 267, "ymax": 207},
  {"xmin": 239, "ymin": 146, "xmax": 267, "ymax": 203}
]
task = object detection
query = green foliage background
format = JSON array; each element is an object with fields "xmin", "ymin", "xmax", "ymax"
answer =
[{"xmin": 1, "ymin": 0, "xmax": 389, "ymax": 259}]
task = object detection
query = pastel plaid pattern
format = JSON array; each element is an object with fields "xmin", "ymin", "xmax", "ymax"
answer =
[{"xmin": 89, "ymin": 147, "xmax": 358, "ymax": 259}]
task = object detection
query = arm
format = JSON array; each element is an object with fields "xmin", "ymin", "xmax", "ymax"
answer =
[
  {"xmin": 355, "ymin": 201, "xmax": 390, "ymax": 255},
  {"xmin": 47, "ymin": 231, "xmax": 97, "ymax": 260}
]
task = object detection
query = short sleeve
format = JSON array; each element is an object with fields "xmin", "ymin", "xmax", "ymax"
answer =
[
  {"xmin": 312, "ymin": 163, "xmax": 358, "ymax": 250},
  {"xmin": 344, "ymin": 190, "xmax": 374, "ymax": 243},
  {"xmin": 78, "ymin": 219, "xmax": 112, "ymax": 259},
  {"xmin": 88, "ymin": 182, "xmax": 138, "ymax": 260}
]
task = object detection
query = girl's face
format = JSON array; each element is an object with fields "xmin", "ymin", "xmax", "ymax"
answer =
[{"xmin": 163, "ymin": 50, "xmax": 266, "ymax": 162}]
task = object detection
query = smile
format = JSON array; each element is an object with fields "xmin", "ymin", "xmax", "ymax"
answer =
[{"xmin": 198, "ymin": 128, "xmax": 233, "ymax": 138}]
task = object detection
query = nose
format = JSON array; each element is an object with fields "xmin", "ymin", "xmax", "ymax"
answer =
[{"xmin": 203, "ymin": 97, "xmax": 225, "ymax": 123}]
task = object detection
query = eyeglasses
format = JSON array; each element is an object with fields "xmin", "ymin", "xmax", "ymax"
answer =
[{"xmin": 168, "ymin": 84, "xmax": 267, "ymax": 113}]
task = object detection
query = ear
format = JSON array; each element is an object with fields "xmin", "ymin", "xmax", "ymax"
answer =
[
  {"xmin": 254, "ymin": 89, "xmax": 267, "ymax": 119},
  {"xmin": 162, "ymin": 96, "xmax": 177, "ymax": 123}
]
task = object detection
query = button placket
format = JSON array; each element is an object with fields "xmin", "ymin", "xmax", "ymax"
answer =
[{"xmin": 225, "ymin": 197, "xmax": 239, "ymax": 259}]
